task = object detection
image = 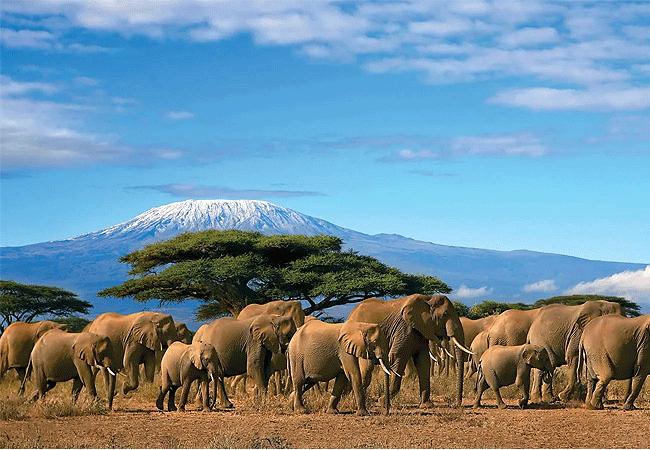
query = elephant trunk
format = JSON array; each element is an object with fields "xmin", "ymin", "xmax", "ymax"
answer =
[
  {"xmin": 455, "ymin": 345, "xmax": 464, "ymax": 407},
  {"xmin": 446, "ymin": 318, "xmax": 465, "ymax": 407}
]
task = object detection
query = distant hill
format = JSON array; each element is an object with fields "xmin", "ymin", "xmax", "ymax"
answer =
[{"xmin": 1, "ymin": 199, "xmax": 646, "ymax": 330}]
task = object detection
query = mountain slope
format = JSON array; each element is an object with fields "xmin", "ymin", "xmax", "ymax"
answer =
[{"xmin": 1, "ymin": 199, "xmax": 646, "ymax": 328}]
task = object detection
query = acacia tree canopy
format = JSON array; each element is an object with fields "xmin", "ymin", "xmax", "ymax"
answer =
[
  {"xmin": 0, "ymin": 280, "xmax": 92, "ymax": 333},
  {"xmin": 98, "ymin": 230, "xmax": 451, "ymax": 319}
]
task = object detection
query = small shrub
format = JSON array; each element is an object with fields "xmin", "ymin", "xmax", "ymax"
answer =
[{"xmin": 0, "ymin": 397, "xmax": 30, "ymax": 421}]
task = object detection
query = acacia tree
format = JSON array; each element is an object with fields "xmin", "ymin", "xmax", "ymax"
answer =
[
  {"xmin": 0, "ymin": 281, "xmax": 92, "ymax": 333},
  {"xmin": 98, "ymin": 230, "xmax": 451, "ymax": 319}
]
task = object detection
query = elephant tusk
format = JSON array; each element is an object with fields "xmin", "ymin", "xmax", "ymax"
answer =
[
  {"xmin": 392, "ymin": 370, "xmax": 402, "ymax": 378},
  {"xmin": 378, "ymin": 359, "xmax": 391, "ymax": 376},
  {"xmin": 441, "ymin": 345, "xmax": 455, "ymax": 359},
  {"xmin": 107, "ymin": 368, "xmax": 116, "ymax": 376},
  {"xmin": 451, "ymin": 336, "xmax": 474, "ymax": 355},
  {"xmin": 429, "ymin": 351, "xmax": 438, "ymax": 363}
]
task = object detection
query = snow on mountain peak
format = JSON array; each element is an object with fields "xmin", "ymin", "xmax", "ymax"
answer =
[{"xmin": 83, "ymin": 199, "xmax": 348, "ymax": 242}]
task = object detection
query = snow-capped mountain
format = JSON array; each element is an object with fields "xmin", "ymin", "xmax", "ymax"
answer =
[
  {"xmin": 2, "ymin": 199, "xmax": 647, "ymax": 329},
  {"xmin": 79, "ymin": 200, "xmax": 355, "ymax": 242}
]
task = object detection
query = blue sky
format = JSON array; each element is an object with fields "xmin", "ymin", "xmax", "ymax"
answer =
[{"xmin": 2, "ymin": 0, "xmax": 650, "ymax": 276}]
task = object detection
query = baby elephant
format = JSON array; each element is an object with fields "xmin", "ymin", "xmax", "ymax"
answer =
[
  {"xmin": 474, "ymin": 343, "xmax": 553, "ymax": 409},
  {"xmin": 21, "ymin": 329, "xmax": 116, "ymax": 404},
  {"xmin": 156, "ymin": 341, "xmax": 221, "ymax": 412}
]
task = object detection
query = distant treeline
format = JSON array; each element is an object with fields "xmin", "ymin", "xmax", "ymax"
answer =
[{"xmin": 453, "ymin": 294, "xmax": 641, "ymax": 319}]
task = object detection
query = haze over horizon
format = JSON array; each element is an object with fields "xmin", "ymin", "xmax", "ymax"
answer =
[{"xmin": 2, "ymin": 1, "xmax": 649, "ymax": 269}]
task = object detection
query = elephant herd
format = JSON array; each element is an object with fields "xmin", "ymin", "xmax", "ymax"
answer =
[{"xmin": 1, "ymin": 296, "xmax": 648, "ymax": 415}]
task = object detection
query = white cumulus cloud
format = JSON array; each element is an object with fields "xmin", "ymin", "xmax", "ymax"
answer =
[
  {"xmin": 455, "ymin": 285, "xmax": 493, "ymax": 299},
  {"xmin": 524, "ymin": 279, "xmax": 558, "ymax": 293},
  {"xmin": 564, "ymin": 266, "xmax": 650, "ymax": 303}
]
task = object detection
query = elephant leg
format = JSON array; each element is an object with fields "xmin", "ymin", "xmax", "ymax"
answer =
[
  {"xmin": 358, "ymin": 358, "xmax": 374, "ymax": 390},
  {"xmin": 343, "ymin": 359, "xmax": 367, "ymax": 416},
  {"xmin": 143, "ymin": 353, "xmax": 156, "ymax": 384},
  {"xmin": 559, "ymin": 357, "xmax": 579, "ymax": 402},
  {"xmin": 122, "ymin": 359, "xmax": 140, "ymax": 395},
  {"xmin": 199, "ymin": 378, "xmax": 210, "ymax": 411},
  {"xmin": 292, "ymin": 377, "xmax": 308, "ymax": 413},
  {"xmin": 516, "ymin": 373, "xmax": 531, "ymax": 409},
  {"xmin": 216, "ymin": 377, "xmax": 233, "ymax": 409},
  {"xmin": 157, "ymin": 371, "xmax": 171, "ymax": 411},
  {"xmin": 414, "ymin": 351, "xmax": 433, "ymax": 407},
  {"xmin": 587, "ymin": 376, "xmax": 611, "ymax": 410},
  {"xmin": 74, "ymin": 361, "xmax": 97, "ymax": 398},
  {"xmin": 541, "ymin": 371, "xmax": 555, "ymax": 403},
  {"xmin": 473, "ymin": 373, "xmax": 488, "ymax": 408},
  {"xmin": 530, "ymin": 368, "xmax": 543, "ymax": 402},
  {"xmin": 168, "ymin": 385, "xmax": 178, "ymax": 411},
  {"xmin": 178, "ymin": 379, "xmax": 196, "ymax": 412},
  {"xmin": 230, "ymin": 374, "xmax": 246, "ymax": 394},
  {"xmin": 156, "ymin": 387, "xmax": 167, "ymax": 411},
  {"xmin": 15, "ymin": 367, "xmax": 27, "ymax": 385},
  {"xmin": 327, "ymin": 372, "xmax": 348, "ymax": 414},
  {"xmin": 621, "ymin": 378, "xmax": 632, "ymax": 405},
  {"xmin": 71, "ymin": 377, "xmax": 83, "ymax": 402},
  {"xmin": 388, "ymin": 357, "xmax": 409, "ymax": 399},
  {"xmin": 623, "ymin": 374, "xmax": 648, "ymax": 411}
]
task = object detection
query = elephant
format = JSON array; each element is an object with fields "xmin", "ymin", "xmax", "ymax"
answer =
[
  {"xmin": 175, "ymin": 323, "xmax": 193, "ymax": 344},
  {"xmin": 232, "ymin": 300, "xmax": 306, "ymax": 395},
  {"xmin": 580, "ymin": 314, "xmax": 650, "ymax": 410},
  {"xmin": 156, "ymin": 341, "xmax": 221, "ymax": 412},
  {"xmin": 474, "ymin": 343, "xmax": 553, "ymax": 409},
  {"xmin": 193, "ymin": 313, "xmax": 296, "ymax": 408},
  {"xmin": 461, "ymin": 315, "xmax": 498, "ymax": 350},
  {"xmin": 20, "ymin": 329, "xmax": 116, "ymax": 404},
  {"xmin": 347, "ymin": 294, "xmax": 471, "ymax": 408},
  {"xmin": 487, "ymin": 308, "xmax": 542, "ymax": 347},
  {"xmin": 84, "ymin": 311, "xmax": 167, "ymax": 408},
  {"xmin": 466, "ymin": 330, "xmax": 490, "ymax": 380},
  {"xmin": 527, "ymin": 300, "xmax": 622, "ymax": 402},
  {"xmin": 0, "ymin": 320, "xmax": 68, "ymax": 384},
  {"xmin": 288, "ymin": 319, "xmax": 393, "ymax": 416},
  {"xmin": 238, "ymin": 300, "xmax": 306, "ymax": 328},
  {"xmin": 458, "ymin": 316, "xmax": 497, "ymax": 379}
]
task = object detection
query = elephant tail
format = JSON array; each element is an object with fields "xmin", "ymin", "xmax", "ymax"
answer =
[
  {"xmin": 18, "ymin": 358, "xmax": 32, "ymax": 396},
  {"xmin": 475, "ymin": 361, "xmax": 483, "ymax": 393},
  {"xmin": 577, "ymin": 342, "xmax": 586, "ymax": 386}
]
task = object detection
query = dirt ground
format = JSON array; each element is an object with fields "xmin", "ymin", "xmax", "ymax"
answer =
[{"xmin": 2, "ymin": 377, "xmax": 650, "ymax": 449}]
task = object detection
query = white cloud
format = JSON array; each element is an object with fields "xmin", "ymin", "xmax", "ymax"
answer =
[
  {"xmin": 451, "ymin": 133, "xmax": 547, "ymax": 157},
  {"xmin": 524, "ymin": 279, "xmax": 558, "ymax": 293},
  {"xmin": 489, "ymin": 86, "xmax": 650, "ymax": 111},
  {"xmin": 456, "ymin": 285, "xmax": 493, "ymax": 299},
  {"xmin": 564, "ymin": 266, "xmax": 650, "ymax": 303},
  {"xmin": 165, "ymin": 111, "xmax": 195, "ymax": 120},
  {"xmin": 500, "ymin": 27, "xmax": 560, "ymax": 48}
]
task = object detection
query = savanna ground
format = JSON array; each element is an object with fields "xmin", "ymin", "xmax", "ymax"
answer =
[{"xmin": 1, "ymin": 368, "xmax": 649, "ymax": 449}]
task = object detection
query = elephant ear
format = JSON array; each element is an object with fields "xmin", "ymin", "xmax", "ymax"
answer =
[
  {"xmin": 73, "ymin": 334, "xmax": 96, "ymax": 366},
  {"xmin": 576, "ymin": 303, "xmax": 604, "ymax": 329},
  {"xmin": 522, "ymin": 345, "xmax": 546, "ymax": 366},
  {"xmin": 339, "ymin": 321, "xmax": 369, "ymax": 358},
  {"xmin": 401, "ymin": 296, "xmax": 436, "ymax": 341},
  {"xmin": 250, "ymin": 316, "xmax": 280, "ymax": 354},
  {"xmin": 130, "ymin": 318, "xmax": 160, "ymax": 351},
  {"xmin": 189, "ymin": 345, "xmax": 204, "ymax": 370}
]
